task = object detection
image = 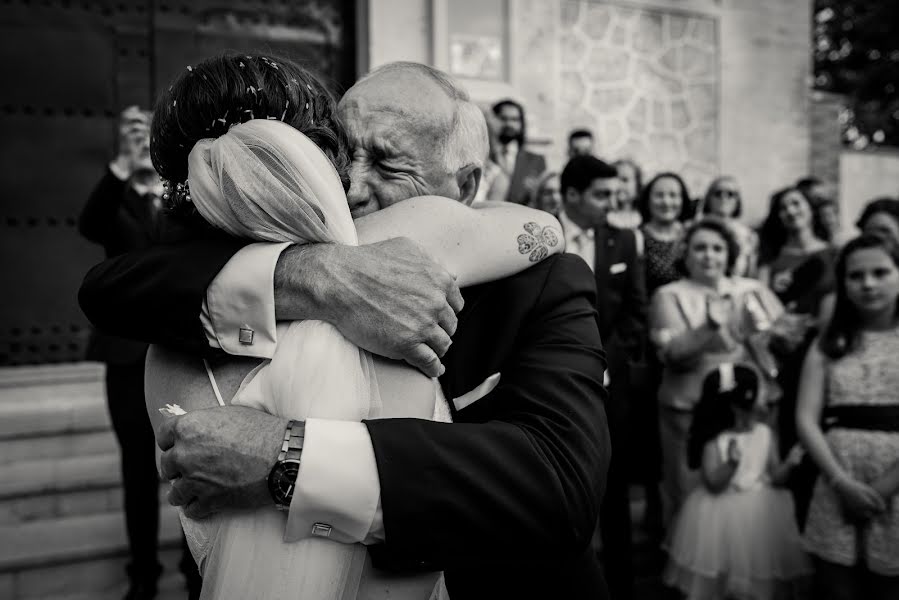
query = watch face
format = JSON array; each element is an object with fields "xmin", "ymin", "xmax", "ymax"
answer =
[{"xmin": 268, "ymin": 460, "xmax": 300, "ymax": 506}]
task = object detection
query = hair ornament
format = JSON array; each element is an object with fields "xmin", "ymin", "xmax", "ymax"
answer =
[
  {"xmin": 718, "ymin": 363, "xmax": 736, "ymax": 393},
  {"xmin": 186, "ymin": 65, "xmax": 193, "ymax": 72},
  {"xmin": 162, "ymin": 179, "xmax": 191, "ymax": 205}
]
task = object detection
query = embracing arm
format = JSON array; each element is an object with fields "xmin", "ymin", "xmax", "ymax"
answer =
[
  {"xmin": 355, "ymin": 195, "xmax": 564, "ymax": 288},
  {"xmin": 79, "ymin": 235, "xmax": 248, "ymax": 353},
  {"xmin": 79, "ymin": 233, "xmax": 462, "ymax": 375},
  {"xmin": 365, "ymin": 254, "xmax": 607, "ymax": 567}
]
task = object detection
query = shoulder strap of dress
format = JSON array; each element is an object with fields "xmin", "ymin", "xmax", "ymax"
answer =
[{"xmin": 203, "ymin": 358, "xmax": 226, "ymax": 407}]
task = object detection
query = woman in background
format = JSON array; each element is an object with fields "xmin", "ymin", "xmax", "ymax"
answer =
[
  {"xmin": 530, "ymin": 171, "xmax": 562, "ymax": 219},
  {"xmin": 698, "ymin": 176, "xmax": 758, "ymax": 278},
  {"xmin": 797, "ymin": 235, "xmax": 899, "ymax": 600},
  {"xmin": 650, "ymin": 218, "xmax": 785, "ymax": 525},
  {"xmin": 608, "ymin": 158, "xmax": 643, "ymax": 230}
]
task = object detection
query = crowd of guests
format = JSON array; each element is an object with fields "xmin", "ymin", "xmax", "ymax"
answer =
[{"xmin": 479, "ymin": 98, "xmax": 899, "ymax": 600}]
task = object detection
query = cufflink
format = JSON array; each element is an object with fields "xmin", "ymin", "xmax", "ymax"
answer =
[
  {"xmin": 311, "ymin": 523, "xmax": 332, "ymax": 538},
  {"xmin": 238, "ymin": 327, "xmax": 254, "ymax": 345}
]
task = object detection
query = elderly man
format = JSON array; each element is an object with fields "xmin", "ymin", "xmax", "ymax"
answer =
[{"xmin": 80, "ymin": 62, "xmax": 610, "ymax": 599}]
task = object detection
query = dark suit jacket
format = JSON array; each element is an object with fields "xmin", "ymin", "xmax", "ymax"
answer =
[
  {"xmin": 79, "ymin": 247, "xmax": 611, "ymax": 599},
  {"xmin": 592, "ymin": 225, "xmax": 648, "ymax": 380},
  {"xmin": 504, "ymin": 146, "xmax": 546, "ymax": 205},
  {"xmin": 78, "ymin": 169, "xmax": 172, "ymax": 364}
]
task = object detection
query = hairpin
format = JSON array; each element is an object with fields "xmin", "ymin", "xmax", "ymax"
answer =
[{"xmin": 162, "ymin": 179, "xmax": 191, "ymax": 205}]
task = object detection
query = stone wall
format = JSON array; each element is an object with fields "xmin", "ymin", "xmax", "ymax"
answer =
[
  {"xmin": 555, "ymin": 1, "xmax": 720, "ymax": 197},
  {"xmin": 364, "ymin": 0, "xmax": 813, "ymax": 223},
  {"xmin": 840, "ymin": 149, "xmax": 899, "ymax": 234}
]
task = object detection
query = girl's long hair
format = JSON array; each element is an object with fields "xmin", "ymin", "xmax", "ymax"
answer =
[
  {"xmin": 819, "ymin": 234, "xmax": 899, "ymax": 359},
  {"xmin": 687, "ymin": 364, "xmax": 760, "ymax": 470}
]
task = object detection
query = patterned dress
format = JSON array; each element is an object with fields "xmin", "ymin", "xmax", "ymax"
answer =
[
  {"xmin": 643, "ymin": 229, "xmax": 682, "ymax": 297},
  {"xmin": 803, "ymin": 328, "xmax": 899, "ymax": 575}
]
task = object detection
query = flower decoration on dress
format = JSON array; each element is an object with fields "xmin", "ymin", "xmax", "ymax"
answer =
[{"xmin": 517, "ymin": 221, "xmax": 560, "ymax": 262}]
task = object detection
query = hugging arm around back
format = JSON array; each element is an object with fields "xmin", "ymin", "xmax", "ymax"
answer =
[
  {"xmin": 355, "ymin": 195, "xmax": 564, "ymax": 287},
  {"xmin": 364, "ymin": 253, "xmax": 609, "ymax": 568}
]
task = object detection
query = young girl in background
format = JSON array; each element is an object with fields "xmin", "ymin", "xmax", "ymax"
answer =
[
  {"xmin": 664, "ymin": 363, "xmax": 811, "ymax": 600},
  {"xmin": 797, "ymin": 234, "xmax": 899, "ymax": 600}
]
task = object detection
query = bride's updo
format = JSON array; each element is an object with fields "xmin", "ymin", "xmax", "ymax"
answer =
[{"xmin": 150, "ymin": 53, "xmax": 350, "ymax": 216}]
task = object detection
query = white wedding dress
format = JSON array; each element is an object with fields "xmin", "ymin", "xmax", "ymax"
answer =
[{"xmin": 178, "ymin": 119, "xmax": 449, "ymax": 599}]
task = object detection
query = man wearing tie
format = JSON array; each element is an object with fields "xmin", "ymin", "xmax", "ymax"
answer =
[
  {"xmin": 491, "ymin": 99, "xmax": 547, "ymax": 204},
  {"xmin": 560, "ymin": 155, "xmax": 648, "ymax": 600}
]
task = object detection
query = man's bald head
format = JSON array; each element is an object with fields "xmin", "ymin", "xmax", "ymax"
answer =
[{"xmin": 338, "ymin": 62, "xmax": 488, "ymax": 217}]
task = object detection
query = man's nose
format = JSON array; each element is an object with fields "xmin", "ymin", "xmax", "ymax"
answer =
[{"xmin": 346, "ymin": 167, "xmax": 376, "ymax": 217}]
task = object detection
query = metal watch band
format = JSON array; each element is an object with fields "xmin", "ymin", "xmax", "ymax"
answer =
[{"xmin": 278, "ymin": 419, "xmax": 306, "ymax": 462}]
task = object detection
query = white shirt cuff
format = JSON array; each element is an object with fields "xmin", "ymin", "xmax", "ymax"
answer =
[
  {"xmin": 200, "ymin": 241, "xmax": 290, "ymax": 358},
  {"xmin": 285, "ymin": 418, "xmax": 383, "ymax": 544}
]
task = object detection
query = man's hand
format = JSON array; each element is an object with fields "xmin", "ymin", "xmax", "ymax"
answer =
[
  {"xmin": 157, "ymin": 406, "xmax": 288, "ymax": 519},
  {"xmin": 275, "ymin": 238, "xmax": 464, "ymax": 377}
]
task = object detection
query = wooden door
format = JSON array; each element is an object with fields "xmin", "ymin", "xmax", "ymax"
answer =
[{"xmin": 0, "ymin": 0, "xmax": 356, "ymax": 365}]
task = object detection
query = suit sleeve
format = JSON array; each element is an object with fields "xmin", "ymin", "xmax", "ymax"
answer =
[
  {"xmin": 364, "ymin": 255, "xmax": 609, "ymax": 568},
  {"xmin": 78, "ymin": 167, "xmax": 128, "ymax": 247},
  {"xmin": 78, "ymin": 235, "xmax": 247, "ymax": 353},
  {"xmin": 611, "ymin": 230, "xmax": 648, "ymax": 358}
]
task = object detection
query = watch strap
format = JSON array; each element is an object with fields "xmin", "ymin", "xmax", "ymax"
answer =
[{"xmin": 279, "ymin": 419, "xmax": 306, "ymax": 462}]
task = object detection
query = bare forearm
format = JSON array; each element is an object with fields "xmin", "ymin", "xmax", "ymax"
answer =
[
  {"xmin": 796, "ymin": 417, "xmax": 847, "ymax": 482},
  {"xmin": 272, "ymin": 244, "xmax": 331, "ymax": 322}
]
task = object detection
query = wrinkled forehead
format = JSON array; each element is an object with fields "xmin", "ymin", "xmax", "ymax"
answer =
[{"xmin": 339, "ymin": 71, "xmax": 454, "ymax": 137}]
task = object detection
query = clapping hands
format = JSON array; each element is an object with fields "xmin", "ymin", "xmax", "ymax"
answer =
[{"xmin": 769, "ymin": 311, "xmax": 815, "ymax": 353}]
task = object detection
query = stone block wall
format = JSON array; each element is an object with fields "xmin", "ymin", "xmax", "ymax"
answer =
[
  {"xmin": 364, "ymin": 0, "xmax": 813, "ymax": 223},
  {"xmin": 555, "ymin": 1, "xmax": 720, "ymax": 198}
]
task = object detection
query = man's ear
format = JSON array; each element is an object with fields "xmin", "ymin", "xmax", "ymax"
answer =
[
  {"xmin": 563, "ymin": 187, "xmax": 580, "ymax": 208},
  {"xmin": 456, "ymin": 164, "xmax": 482, "ymax": 206}
]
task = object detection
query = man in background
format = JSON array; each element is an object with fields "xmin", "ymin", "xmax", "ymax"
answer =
[
  {"xmin": 561, "ymin": 155, "xmax": 648, "ymax": 600},
  {"xmin": 568, "ymin": 128, "xmax": 595, "ymax": 158},
  {"xmin": 491, "ymin": 98, "xmax": 546, "ymax": 204},
  {"xmin": 79, "ymin": 106, "xmax": 200, "ymax": 600}
]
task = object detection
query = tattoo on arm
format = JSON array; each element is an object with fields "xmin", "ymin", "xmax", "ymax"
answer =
[{"xmin": 517, "ymin": 222, "xmax": 560, "ymax": 262}]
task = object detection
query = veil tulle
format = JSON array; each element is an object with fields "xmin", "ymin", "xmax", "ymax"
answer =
[{"xmin": 180, "ymin": 119, "xmax": 377, "ymax": 600}]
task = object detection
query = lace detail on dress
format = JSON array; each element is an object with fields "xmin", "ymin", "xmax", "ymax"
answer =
[{"xmin": 803, "ymin": 328, "xmax": 899, "ymax": 575}]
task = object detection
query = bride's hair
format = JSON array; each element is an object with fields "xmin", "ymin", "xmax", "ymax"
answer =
[{"xmin": 150, "ymin": 53, "xmax": 350, "ymax": 218}]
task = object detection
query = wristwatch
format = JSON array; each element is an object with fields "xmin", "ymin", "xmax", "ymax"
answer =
[{"xmin": 267, "ymin": 420, "xmax": 306, "ymax": 511}]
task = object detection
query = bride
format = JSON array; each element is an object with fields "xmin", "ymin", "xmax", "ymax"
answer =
[{"xmin": 143, "ymin": 54, "xmax": 564, "ymax": 599}]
